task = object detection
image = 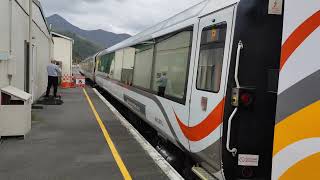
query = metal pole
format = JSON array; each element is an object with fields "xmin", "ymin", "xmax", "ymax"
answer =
[
  {"xmin": 29, "ymin": 0, "xmax": 33, "ymax": 97},
  {"xmin": 8, "ymin": 0, "xmax": 13, "ymax": 85}
]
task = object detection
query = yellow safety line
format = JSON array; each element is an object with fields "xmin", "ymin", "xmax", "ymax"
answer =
[{"xmin": 83, "ymin": 88, "xmax": 132, "ymax": 180}]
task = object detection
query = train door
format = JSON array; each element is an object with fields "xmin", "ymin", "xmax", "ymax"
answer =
[{"xmin": 189, "ymin": 5, "xmax": 235, "ymax": 178}]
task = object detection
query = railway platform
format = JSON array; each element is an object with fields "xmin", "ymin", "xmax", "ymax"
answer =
[{"xmin": 0, "ymin": 87, "xmax": 180, "ymax": 180}]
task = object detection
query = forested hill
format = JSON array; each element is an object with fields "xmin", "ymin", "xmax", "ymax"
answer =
[{"xmin": 47, "ymin": 14, "xmax": 131, "ymax": 63}]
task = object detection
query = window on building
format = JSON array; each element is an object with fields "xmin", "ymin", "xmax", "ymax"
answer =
[
  {"xmin": 152, "ymin": 29, "xmax": 192, "ymax": 99},
  {"xmin": 196, "ymin": 24, "xmax": 227, "ymax": 92},
  {"xmin": 133, "ymin": 44, "xmax": 154, "ymax": 89}
]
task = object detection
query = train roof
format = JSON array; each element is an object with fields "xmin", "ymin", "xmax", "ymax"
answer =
[{"xmin": 99, "ymin": 0, "xmax": 239, "ymax": 56}]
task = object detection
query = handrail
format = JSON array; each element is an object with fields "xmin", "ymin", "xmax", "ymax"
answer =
[
  {"xmin": 226, "ymin": 108, "xmax": 238, "ymax": 156},
  {"xmin": 234, "ymin": 41, "xmax": 243, "ymax": 88},
  {"xmin": 226, "ymin": 40, "xmax": 243, "ymax": 157}
]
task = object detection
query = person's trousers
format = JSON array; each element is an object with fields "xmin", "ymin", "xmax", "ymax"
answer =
[
  {"xmin": 46, "ymin": 76, "xmax": 58, "ymax": 97},
  {"xmin": 158, "ymin": 86, "xmax": 166, "ymax": 97}
]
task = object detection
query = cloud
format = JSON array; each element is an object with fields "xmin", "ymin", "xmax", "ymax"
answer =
[{"xmin": 41, "ymin": 0, "xmax": 203, "ymax": 35}]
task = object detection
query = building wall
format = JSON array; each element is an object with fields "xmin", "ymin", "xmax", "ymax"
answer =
[
  {"xmin": 11, "ymin": 1, "xmax": 29, "ymax": 91},
  {"xmin": 0, "ymin": 0, "xmax": 11, "ymax": 88},
  {"xmin": 16, "ymin": 0, "xmax": 29, "ymax": 12},
  {"xmin": 0, "ymin": 0, "xmax": 52, "ymax": 102},
  {"xmin": 31, "ymin": 2, "xmax": 52, "ymax": 100},
  {"xmin": 53, "ymin": 37, "xmax": 73, "ymax": 78}
]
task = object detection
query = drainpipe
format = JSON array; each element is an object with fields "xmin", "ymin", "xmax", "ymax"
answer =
[
  {"xmin": 29, "ymin": 0, "xmax": 33, "ymax": 96},
  {"xmin": 29, "ymin": 0, "xmax": 32, "ymax": 53},
  {"xmin": 70, "ymin": 39, "xmax": 74, "ymax": 76},
  {"xmin": 8, "ymin": 0, "xmax": 13, "ymax": 85},
  {"xmin": 9, "ymin": 0, "xmax": 12, "ymax": 55}
]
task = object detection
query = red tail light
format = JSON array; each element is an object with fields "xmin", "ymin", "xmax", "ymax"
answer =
[
  {"xmin": 232, "ymin": 87, "xmax": 255, "ymax": 107},
  {"xmin": 240, "ymin": 93, "xmax": 252, "ymax": 106}
]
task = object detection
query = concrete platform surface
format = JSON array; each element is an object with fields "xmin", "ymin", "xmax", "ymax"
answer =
[{"xmin": 0, "ymin": 87, "xmax": 169, "ymax": 180}]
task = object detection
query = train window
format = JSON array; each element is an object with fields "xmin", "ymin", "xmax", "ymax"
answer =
[
  {"xmin": 152, "ymin": 29, "xmax": 192, "ymax": 99},
  {"xmin": 133, "ymin": 45, "xmax": 154, "ymax": 89},
  {"xmin": 96, "ymin": 56, "xmax": 100, "ymax": 71},
  {"xmin": 121, "ymin": 48, "xmax": 135, "ymax": 85},
  {"xmin": 99, "ymin": 53, "xmax": 115, "ymax": 76},
  {"xmin": 109, "ymin": 54, "xmax": 116, "ymax": 77},
  {"xmin": 113, "ymin": 50, "xmax": 124, "ymax": 81},
  {"xmin": 196, "ymin": 24, "xmax": 227, "ymax": 93}
]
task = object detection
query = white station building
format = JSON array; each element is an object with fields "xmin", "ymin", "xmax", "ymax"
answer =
[
  {"xmin": 52, "ymin": 32, "xmax": 73, "ymax": 79},
  {"xmin": 0, "ymin": 0, "xmax": 53, "ymax": 137},
  {"xmin": 0, "ymin": 0, "xmax": 53, "ymax": 101}
]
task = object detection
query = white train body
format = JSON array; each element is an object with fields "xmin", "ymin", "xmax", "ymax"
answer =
[
  {"xmin": 80, "ymin": 56, "xmax": 96, "ymax": 81},
  {"xmin": 80, "ymin": 0, "xmax": 319, "ymax": 179},
  {"xmin": 272, "ymin": 0, "xmax": 320, "ymax": 179}
]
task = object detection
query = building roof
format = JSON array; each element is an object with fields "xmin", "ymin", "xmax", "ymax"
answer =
[{"xmin": 51, "ymin": 32, "xmax": 74, "ymax": 42}]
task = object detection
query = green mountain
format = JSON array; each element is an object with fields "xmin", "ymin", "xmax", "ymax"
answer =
[
  {"xmin": 47, "ymin": 14, "xmax": 131, "ymax": 48},
  {"xmin": 47, "ymin": 14, "xmax": 131, "ymax": 64}
]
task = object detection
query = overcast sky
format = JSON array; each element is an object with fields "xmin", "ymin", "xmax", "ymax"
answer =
[{"xmin": 40, "ymin": 0, "xmax": 203, "ymax": 35}]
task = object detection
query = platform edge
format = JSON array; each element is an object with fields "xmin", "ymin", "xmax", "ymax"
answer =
[{"xmin": 92, "ymin": 88, "xmax": 184, "ymax": 180}]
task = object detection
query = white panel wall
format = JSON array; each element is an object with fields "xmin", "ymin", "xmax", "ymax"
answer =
[
  {"xmin": 16, "ymin": 0, "xmax": 29, "ymax": 13},
  {"xmin": 0, "ymin": 0, "xmax": 10, "ymax": 88},
  {"xmin": 32, "ymin": 23, "xmax": 51, "ymax": 100},
  {"xmin": 32, "ymin": 3, "xmax": 50, "ymax": 37},
  {"xmin": 0, "ymin": 0, "xmax": 52, "ymax": 101},
  {"xmin": 11, "ymin": 1, "xmax": 29, "ymax": 90},
  {"xmin": 53, "ymin": 37, "xmax": 73, "ymax": 77}
]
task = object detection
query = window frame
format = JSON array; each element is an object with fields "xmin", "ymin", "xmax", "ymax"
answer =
[
  {"xmin": 98, "ymin": 52, "xmax": 116, "ymax": 75},
  {"xmin": 151, "ymin": 26, "xmax": 193, "ymax": 104},
  {"xmin": 113, "ymin": 50, "xmax": 124, "ymax": 81},
  {"xmin": 98, "ymin": 26, "xmax": 194, "ymax": 105},
  {"xmin": 132, "ymin": 44, "xmax": 155, "ymax": 89},
  {"xmin": 130, "ymin": 26, "xmax": 194, "ymax": 105},
  {"xmin": 195, "ymin": 23, "xmax": 228, "ymax": 93}
]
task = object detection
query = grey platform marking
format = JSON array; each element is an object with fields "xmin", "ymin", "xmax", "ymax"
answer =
[
  {"xmin": 93, "ymin": 88, "xmax": 184, "ymax": 180},
  {"xmin": 276, "ymin": 70, "xmax": 320, "ymax": 124}
]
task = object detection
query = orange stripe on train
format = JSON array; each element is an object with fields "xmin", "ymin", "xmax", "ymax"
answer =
[
  {"xmin": 280, "ymin": 10, "xmax": 320, "ymax": 70},
  {"xmin": 280, "ymin": 152, "xmax": 320, "ymax": 179},
  {"xmin": 273, "ymin": 100, "xmax": 320, "ymax": 156},
  {"xmin": 174, "ymin": 98, "xmax": 225, "ymax": 142}
]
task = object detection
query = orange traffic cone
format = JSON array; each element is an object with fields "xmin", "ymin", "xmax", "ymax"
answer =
[{"xmin": 60, "ymin": 75, "xmax": 70, "ymax": 88}]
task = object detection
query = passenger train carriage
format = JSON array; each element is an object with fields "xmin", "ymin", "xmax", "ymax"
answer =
[
  {"xmin": 80, "ymin": 0, "xmax": 319, "ymax": 179},
  {"xmin": 80, "ymin": 54, "xmax": 99, "ymax": 82}
]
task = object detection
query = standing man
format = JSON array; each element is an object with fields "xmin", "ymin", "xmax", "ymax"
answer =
[
  {"xmin": 45, "ymin": 60, "xmax": 61, "ymax": 98},
  {"xmin": 157, "ymin": 72, "xmax": 168, "ymax": 97}
]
